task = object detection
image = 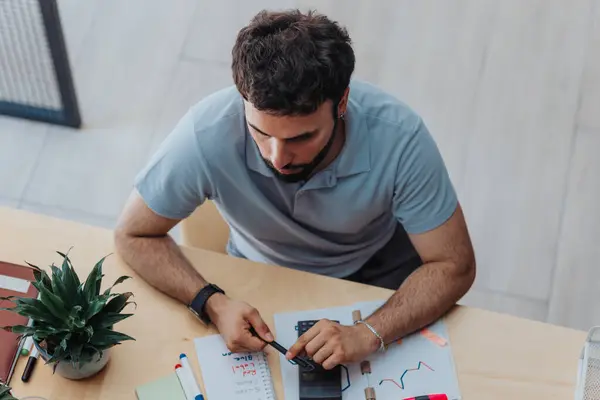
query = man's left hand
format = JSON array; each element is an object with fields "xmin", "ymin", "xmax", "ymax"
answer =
[{"xmin": 285, "ymin": 319, "xmax": 380, "ymax": 370}]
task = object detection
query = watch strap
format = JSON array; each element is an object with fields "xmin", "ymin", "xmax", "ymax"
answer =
[{"xmin": 189, "ymin": 283, "xmax": 225, "ymax": 324}]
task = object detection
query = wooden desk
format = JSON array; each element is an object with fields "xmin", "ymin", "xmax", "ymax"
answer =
[{"xmin": 0, "ymin": 207, "xmax": 587, "ymax": 399}]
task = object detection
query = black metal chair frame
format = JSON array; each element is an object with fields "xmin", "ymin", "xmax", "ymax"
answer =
[{"xmin": 0, "ymin": 0, "xmax": 81, "ymax": 128}]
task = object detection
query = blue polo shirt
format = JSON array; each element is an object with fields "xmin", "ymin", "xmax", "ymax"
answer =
[{"xmin": 134, "ymin": 80, "xmax": 458, "ymax": 278}]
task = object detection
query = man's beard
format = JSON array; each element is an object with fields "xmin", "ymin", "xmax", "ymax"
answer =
[{"xmin": 262, "ymin": 118, "xmax": 339, "ymax": 183}]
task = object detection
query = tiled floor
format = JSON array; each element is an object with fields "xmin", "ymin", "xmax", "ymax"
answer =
[{"xmin": 1, "ymin": 0, "xmax": 599, "ymax": 331}]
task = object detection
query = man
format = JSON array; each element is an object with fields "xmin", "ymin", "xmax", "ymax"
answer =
[{"xmin": 115, "ymin": 9, "xmax": 476, "ymax": 370}]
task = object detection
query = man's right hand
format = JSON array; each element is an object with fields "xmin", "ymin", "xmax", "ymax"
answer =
[{"xmin": 205, "ymin": 293, "xmax": 274, "ymax": 352}]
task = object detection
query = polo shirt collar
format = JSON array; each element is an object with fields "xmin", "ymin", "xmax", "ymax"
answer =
[
  {"xmin": 244, "ymin": 97, "xmax": 371, "ymax": 180},
  {"xmin": 333, "ymin": 98, "xmax": 371, "ymax": 178}
]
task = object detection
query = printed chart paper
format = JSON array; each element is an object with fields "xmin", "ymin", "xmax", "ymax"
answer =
[{"xmin": 274, "ymin": 300, "xmax": 461, "ymax": 400}]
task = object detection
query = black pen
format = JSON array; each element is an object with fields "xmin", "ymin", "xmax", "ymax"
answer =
[
  {"xmin": 249, "ymin": 327, "xmax": 315, "ymax": 371},
  {"xmin": 21, "ymin": 346, "xmax": 39, "ymax": 382}
]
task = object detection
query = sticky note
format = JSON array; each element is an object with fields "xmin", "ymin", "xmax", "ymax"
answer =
[
  {"xmin": 420, "ymin": 328, "xmax": 447, "ymax": 347},
  {"xmin": 0, "ymin": 275, "xmax": 30, "ymax": 293}
]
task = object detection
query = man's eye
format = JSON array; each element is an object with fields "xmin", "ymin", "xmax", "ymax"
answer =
[{"xmin": 289, "ymin": 134, "xmax": 312, "ymax": 143}]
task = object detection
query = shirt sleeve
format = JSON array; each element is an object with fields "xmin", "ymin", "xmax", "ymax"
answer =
[
  {"xmin": 133, "ymin": 109, "xmax": 214, "ymax": 220},
  {"xmin": 392, "ymin": 118, "xmax": 458, "ymax": 234}
]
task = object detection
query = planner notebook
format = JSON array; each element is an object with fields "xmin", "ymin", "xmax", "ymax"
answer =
[
  {"xmin": 0, "ymin": 261, "xmax": 38, "ymax": 384},
  {"xmin": 135, "ymin": 372, "xmax": 186, "ymax": 400},
  {"xmin": 195, "ymin": 334, "xmax": 275, "ymax": 400}
]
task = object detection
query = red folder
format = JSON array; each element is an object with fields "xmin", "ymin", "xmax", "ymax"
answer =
[{"xmin": 0, "ymin": 261, "xmax": 38, "ymax": 384}]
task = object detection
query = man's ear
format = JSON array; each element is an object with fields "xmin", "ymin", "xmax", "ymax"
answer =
[{"xmin": 337, "ymin": 87, "xmax": 350, "ymax": 116}]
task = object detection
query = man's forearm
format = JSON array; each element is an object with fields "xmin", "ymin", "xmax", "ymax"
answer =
[
  {"xmin": 114, "ymin": 232, "xmax": 208, "ymax": 305},
  {"xmin": 364, "ymin": 260, "xmax": 475, "ymax": 345}
]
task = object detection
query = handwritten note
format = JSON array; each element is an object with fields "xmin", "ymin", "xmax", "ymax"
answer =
[{"xmin": 194, "ymin": 335, "xmax": 275, "ymax": 400}]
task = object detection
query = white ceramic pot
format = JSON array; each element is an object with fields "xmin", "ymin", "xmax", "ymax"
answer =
[{"xmin": 34, "ymin": 341, "xmax": 111, "ymax": 380}]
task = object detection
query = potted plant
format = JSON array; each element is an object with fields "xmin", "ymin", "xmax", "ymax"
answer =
[
  {"xmin": 0, "ymin": 383, "xmax": 18, "ymax": 400},
  {"xmin": 0, "ymin": 250, "xmax": 135, "ymax": 380}
]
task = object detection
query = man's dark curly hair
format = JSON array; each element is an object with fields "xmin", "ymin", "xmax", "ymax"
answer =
[{"xmin": 232, "ymin": 9, "xmax": 355, "ymax": 116}]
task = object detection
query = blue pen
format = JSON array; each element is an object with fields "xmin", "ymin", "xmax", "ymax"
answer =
[{"xmin": 178, "ymin": 353, "xmax": 204, "ymax": 400}]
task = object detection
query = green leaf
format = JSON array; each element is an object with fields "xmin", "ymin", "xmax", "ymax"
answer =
[
  {"xmin": 83, "ymin": 256, "xmax": 107, "ymax": 302},
  {"xmin": 84, "ymin": 299, "xmax": 106, "ymax": 321},
  {"xmin": 50, "ymin": 268, "xmax": 71, "ymax": 308},
  {"xmin": 89, "ymin": 342, "xmax": 116, "ymax": 352},
  {"xmin": 13, "ymin": 297, "xmax": 60, "ymax": 323},
  {"xmin": 84, "ymin": 325, "xmax": 94, "ymax": 341},
  {"xmin": 15, "ymin": 297, "xmax": 42, "ymax": 307},
  {"xmin": 26, "ymin": 261, "xmax": 52, "ymax": 291},
  {"xmin": 102, "ymin": 275, "xmax": 131, "ymax": 297},
  {"xmin": 82, "ymin": 344, "xmax": 103, "ymax": 363},
  {"xmin": 103, "ymin": 292, "xmax": 134, "ymax": 313},
  {"xmin": 0, "ymin": 384, "xmax": 18, "ymax": 400},
  {"xmin": 90, "ymin": 313, "xmax": 134, "ymax": 330},
  {"xmin": 0, "ymin": 385, "xmax": 12, "ymax": 395},
  {"xmin": 24, "ymin": 261, "xmax": 41, "ymax": 271},
  {"xmin": 38, "ymin": 285, "xmax": 68, "ymax": 320},
  {"xmin": 30, "ymin": 280, "xmax": 44, "ymax": 294},
  {"xmin": 60, "ymin": 333, "xmax": 72, "ymax": 350},
  {"xmin": 57, "ymin": 250, "xmax": 81, "ymax": 297},
  {"xmin": 50, "ymin": 264, "xmax": 62, "ymax": 279},
  {"xmin": 33, "ymin": 327, "xmax": 70, "ymax": 340},
  {"xmin": 89, "ymin": 328, "xmax": 135, "ymax": 347},
  {"xmin": 111, "ymin": 275, "xmax": 131, "ymax": 286},
  {"xmin": 69, "ymin": 342, "xmax": 84, "ymax": 364},
  {"xmin": 2, "ymin": 303, "xmax": 63, "ymax": 326},
  {"xmin": 45, "ymin": 345, "xmax": 69, "ymax": 365},
  {"xmin": 73, "ymin": 320, "xmax": 86, "ymax": 330},
  {"xmin": 66, "ymin": 305, "xmax": 85, "ymax": 329},
  {"xmin": 3, "ymin": 325, "xmax": 36, "ymax": 335}
]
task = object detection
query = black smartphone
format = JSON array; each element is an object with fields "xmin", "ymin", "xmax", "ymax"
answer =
[{"xmin": 297, "ymin": 320, "xmax": 342, "ymax": 400}]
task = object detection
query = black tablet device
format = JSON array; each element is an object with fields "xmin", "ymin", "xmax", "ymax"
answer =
[{"xmin": 297, "ymin": 320, "xmax": 342, "ymax": 400}]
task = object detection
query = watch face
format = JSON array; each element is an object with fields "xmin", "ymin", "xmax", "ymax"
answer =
[
  {"xmin": 188, "ymin": 305, "xmax": 208, "ymax": 325},
  {"xmin": 188, "ymin": 305, "xmax": 200, "ymax": 319}
]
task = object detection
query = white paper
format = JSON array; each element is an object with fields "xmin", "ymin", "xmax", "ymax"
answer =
[
  {"xmin": 0, "ymin": 275, "xmax": 30, "ymax": 293},
  {"xmin": 194, "ymin": 334, "xmax": 275, "ymax": 400},
  {"xmin": 274, "ymin": 300, "xmax": 462, "ymax": 400}
]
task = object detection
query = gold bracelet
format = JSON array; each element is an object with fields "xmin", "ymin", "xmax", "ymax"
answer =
[{"xmin": 354, "ymin": 320, "xmax": 386, "ymax": 352}]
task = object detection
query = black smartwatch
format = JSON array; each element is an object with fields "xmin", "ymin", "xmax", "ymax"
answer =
[{"xmin": 188, "ymin": 283, "xmax": 225, "ymax": 325}]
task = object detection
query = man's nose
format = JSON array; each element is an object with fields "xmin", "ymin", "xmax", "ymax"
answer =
[{"xmin": 270, "ymin": 140, "xmax": 291, "ymax": 170}]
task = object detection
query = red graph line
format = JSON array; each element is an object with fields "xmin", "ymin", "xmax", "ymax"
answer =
[{"xmin": 378, "ymin": 361, "xmax": 434, "ymax": 390}]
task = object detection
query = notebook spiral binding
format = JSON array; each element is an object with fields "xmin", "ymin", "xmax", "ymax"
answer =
[{"xmin": 256, "ymin": 351, "xmax": 276, "ymax": 400}]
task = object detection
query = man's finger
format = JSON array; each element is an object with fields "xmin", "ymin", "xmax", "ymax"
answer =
[
  {"xmin": 246, "ymin": 308, "xmax": 274, "ymax": 342},
  {"xmin": 311, "ymin": 342, "xmax": 334, "ymax": 364},
  {"xmin": 304, "ymin": 331, "xmax": 328, "ymax": 358},
  {"xmin": 287, "ymin": 326, "xmax": 321, "ymax": 359},
  {"xmin": 322, "ymin": 354, "xmax": 342, "ymax": 370},
  {"xmin": 242, "ymin": 335, "xmax": 267, "ymax": 352},
  {"xmin": 228, "ymin": 331, "xmax": 266, "ymax": 353}
]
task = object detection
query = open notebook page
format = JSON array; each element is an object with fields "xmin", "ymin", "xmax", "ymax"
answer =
[{"xmin": 195, "ymin": 334, "xmax": 275, "ymax": 400}]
